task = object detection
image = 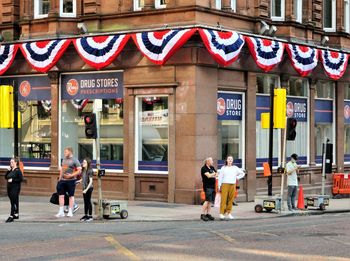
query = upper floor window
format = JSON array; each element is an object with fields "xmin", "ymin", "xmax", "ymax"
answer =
[
  {"xmin": 134, "ymin": 0, "xmax": 144, "ymax": 11},
  {"xmin": 345, "ymin": 0, "xmax": 350, "ymax": 33},
  {"xmin": 323, "ymin": 0, "xmax": 336, "ymax": 32},
  {"xmin": 155, "ymin": 0, "xmax": 166, "ymax": 9},
  {"xmin": 60, "ymin": 0, "xmax": 76, "ymax": 17},
  {"xmin": 215, "ymin": 0, "xmax": 222, "ymax": 10},
  {"xmin": 34, "ymin": 0, "xmax": 50, "ymax": 19},
  {"xmin": 294, "ymin": 0, "xmax": 302, "ymax": 23},
  {"xmin": 271, "ymin": 0, "xmax": 285, "ymax": 21},
  {"xmin": 231, "ymin": 0, "xmax": 236, "ymax": 12}
]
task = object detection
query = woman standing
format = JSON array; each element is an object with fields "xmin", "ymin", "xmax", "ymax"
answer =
[
  {"xmin": 79, "ymin": 158, "xmax": 94, "ymax": 222},
  {"xmin": 5, "ymin": 157, "xmax": 23, "ymax": 223},
  {"xmin": 218, "ymin": 155, "xmax": 245, "ymax": 220}
]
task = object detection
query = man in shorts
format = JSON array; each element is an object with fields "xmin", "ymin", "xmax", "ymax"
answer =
[
  {"xmin": 200, "ymin": 157, "xmax": 217, "ymax": 221},
  {"xmin": 56, "ymin": 147, "xmax": 82, "ymax": 218}
]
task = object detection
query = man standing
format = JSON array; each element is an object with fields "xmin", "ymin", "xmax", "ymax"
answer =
[
  {"xmin": 286, "ymin": 153, "xmax": 299, "ymax": 211},
  {"xmin": 200, "ymin": 157, "xmax": 217, "ymax": 221},
  {"xmin": 56, "ymin": 147, "xmax": 82, "ymax": 218}
]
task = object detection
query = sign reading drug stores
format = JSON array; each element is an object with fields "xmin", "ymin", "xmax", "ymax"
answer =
[{"xmin": 61, "ymin": 71, "xmax": 123, "ymax": 100}]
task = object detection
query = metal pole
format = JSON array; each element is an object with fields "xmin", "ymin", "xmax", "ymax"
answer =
[
  {"xmin": 13, "ymin": 81, "xmax": 19, "ymax": 157},
  {"xmin": 95, "ymin": 110, "xmax": 103, "ymax": 219},
  {"xmin": 268, "ymin": 84, "xmax": 274, "ymax": 196},
  {"xmin": 321, "ymin": 137, "xmax": 327, "ymax": 195},
  {"xmin": 280, "ymin": 117, "xmax": 287, "ymax": 210}
]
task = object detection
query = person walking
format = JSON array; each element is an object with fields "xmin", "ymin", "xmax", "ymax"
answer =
[
  {"xmin": 79, "ymin": 158, "xmax": 94, "ymax": 222},
  {"xmin": 56, "ymin": 147, "xmax": 82, "ymax": 218},
  {"xmin": 218, "ymin": 155, "xmax": 245, "ymax": 220},
  {"xmin": 286, "ymin": 153, "xmax": 299, "ymax": 211},
  {"xmin": 5, "ymin": 157, "xmax": 23, "ymax": 223},
  {"xmin": 200, "ymin": 157, "xmax": 217, "ymax": 221}
]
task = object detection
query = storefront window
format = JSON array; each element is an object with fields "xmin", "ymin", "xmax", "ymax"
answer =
[
  {"xmin": 344, "ymin": 85, "xmax": 350, "ymax": 162},
  {"xmin": 136, "ymin": 96, "xmax": 168, "ymax": 172},
  {"xmin": 285, "ymin": 78, "xmax": 308, "ymax": 165},
  {"xmin": 315, "ymin": 81, "xmax": 335, "ymax": 164},
  {"xmin": 256, "ymin": 75, "xmax": 280, "ymax": 168},
  {"xmin": 217, "ymin": 92, "xmax": 244, "ymax": 168}
]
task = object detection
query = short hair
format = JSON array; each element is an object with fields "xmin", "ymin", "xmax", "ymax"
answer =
[
  {"xmin": 64, "ymin": 147, "xmax": 73, "ymax": 153},
  {"xmin": 291, "ymin": 153, "xmax": 298, "ymax": 160}
]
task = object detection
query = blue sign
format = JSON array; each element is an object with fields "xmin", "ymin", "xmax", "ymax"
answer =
[
  {"xmin": 0, "ymin": 75, "xmax": 51, "ymax": 101},
  {"xmin": 217, "ymin": 93, "xmax": 243, "ymax": 120},
  {"xmin": 315, "ymin": 100, "xmax": 333, "ymax": 123},
  {"xmin": 345, "ymin": 101, "xmax": 350, "ymax": 124},
  {"xmin": 256, "ymin": 95, "xmax": 270, "ymax": 120},
  {"xmin": 61, "ymin": 71, "xmax": 123, "ymax": 100},
  {"xmin": 286, "ymin": 97, "xmax": 307, "ymax": 122}
]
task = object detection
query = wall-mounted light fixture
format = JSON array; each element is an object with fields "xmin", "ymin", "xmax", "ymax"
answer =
[
  {"xmin": 77, "ymin": 23, "xmax": 88, "ymax": 34},
  {"xmin": 259, "ymin": 21, "xmax": 270, "ymax": 35},
  {"xmin": 321, "ymin": 36, "xmax": 329, "ymax": 46},
  {"xmin": 268, "ymin": 25, "xmax": 277, "ymax": 37}
]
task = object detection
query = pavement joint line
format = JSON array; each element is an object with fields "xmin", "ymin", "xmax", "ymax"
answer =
[
  {"xmin": 323, "ymin": 236, "xmax": 350, "ymax": 246},
  {"xmin": 105, "ymin": 235, "xmax": 141, "ymax": 261}
]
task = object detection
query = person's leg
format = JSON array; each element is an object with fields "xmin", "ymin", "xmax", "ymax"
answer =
[
  {"xmin": 67, "ymin": 180, "xmax": 76, "ymax": 216},
  {"xmin": 220, "ymin": 184, "xmax": 229, "ymax": 215},
  {"xmin": 8, "ymin": 186, "xmax": 15, "ymax": 217},
  {"xmin": 83, "ymin": 192, "xmax": 89, "ymax": 216},
  {"xmin": 56, "ymin": 181, "xmax": 66, "ymax": 217},
  {"xmin": 287, "ymin": 186, "xmax": 293, "ymax": 210},
  {"xmin": 87, "ymin": 188, "xmax": 93, "ymax": 217},
  {"xmin": 13, "ymin": 185, "xmax": 21, "ymax": 218},
  {"xmin": 291, "ymin": 186, "xmax": 298, "ymax": 209},
  {"xmin": 226, "ymin": 185, "xmax": 236, "ymax": 215}
]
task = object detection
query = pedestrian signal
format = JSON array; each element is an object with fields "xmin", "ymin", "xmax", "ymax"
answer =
[
  {"xmin": 84, "ymin": 113, "xmax": 97, "ymax": 139},
  {"xmin": 286, "ymin": 118, "xmax": 297, "ymax": 140}
]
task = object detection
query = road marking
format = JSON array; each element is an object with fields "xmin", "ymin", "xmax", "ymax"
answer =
[
  {"xmin": 238, "ymin": 230, "xmax": 279, "ymax": 237},
  {"xmin": 324, "ymin": 236, "xmax": 350, "ymax": 246},
  {"xmin": 209, "ymin": 230, "xmax": 237, "ymax": 244},
  {"xmin": 105, "ymin": 235, "xmax": 141, "ymax": 261}
]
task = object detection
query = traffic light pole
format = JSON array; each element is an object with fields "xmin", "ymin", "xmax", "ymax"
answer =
[
  {"xmin": 321, "ymin": 137, "xmax": 328, "ymax": 196},
  {"xmin": 268, "ymin": 85, "xmax": 274, "ymax": 196},
  {"xmin": 94, "ymin": 110, "xmax": 103, "ymax": 220}
]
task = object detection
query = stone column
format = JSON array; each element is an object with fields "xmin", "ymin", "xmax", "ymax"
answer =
[
  {"xmin": 126, "ymin": 88, "xmax": 135, "ymax": 200},
  {"xmin": 48, "ymin": 71, "xmax": 59, "ymax": 171},
  {"xmin": 336, "ymin": 82, "xmax": 345, "ymax": 172},
  {"xmin": 48, "ymin": 0, "xmax": 59, "ymax": 17}
]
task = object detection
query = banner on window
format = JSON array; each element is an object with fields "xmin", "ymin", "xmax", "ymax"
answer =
[
  {"xmin": 141, "ymin": 109, "xmax": 168, "ymax": 126},
  {"xmin": 61, "ymin": 71, "xmax": 123, "ymax": 100},
  {"xmin": 0, "ymin": 75, "xmax": 51, "ymax": 101},
  {"xmin": 315, "ymin": 100, "xmax": 333, "ymax": 123},
  {"xmin": 286, "ymin": 98, "xmax": 307, "ymax": 122},
  {"xmin": 217, "ymin": 93, "xmax": 243, "ymax": 120},
  {"xmin": 344, "ymin": 101, "xmax": 350, "ymax": 124}
]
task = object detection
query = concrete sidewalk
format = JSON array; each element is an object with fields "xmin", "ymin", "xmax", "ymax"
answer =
[{"xmin": 0, "ymin": 196, "xmax": 349, "ymax": 223}]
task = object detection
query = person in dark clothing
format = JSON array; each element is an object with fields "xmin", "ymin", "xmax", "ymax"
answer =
[
  {"xmin": 79, "ymin": 158, "xmax": 94, "ymax": 222},
  {"xmin": 200, "ymin": 157, "xmax": 217, "ymax": 221},
  {"xmin": 5, "ymin": 157, "xmax": 23, "ymax": 223}
]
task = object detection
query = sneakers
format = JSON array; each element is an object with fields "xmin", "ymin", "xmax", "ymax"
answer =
[
  {"xmin": 13, "ymin": 214, "xmax": 19, "ymax": 220},
  {"xmin": 227, "ymin": 213, "xmax": 235, "ymax": 220},
  {"xmin": 80, "ymin": 215, "xmax": 88, "ymax": 221},
  {"xmin": 5, "ymin": 216, "xmax": 14, "ymax": 223},
  {"xmin": 233, "ymin": 202, "xmax": 238, "ymax": 206},
  {"xmin": 55, "ymin": 212, "xmax": 65, "ymax": 218},
  {"xmin": 67, "ymin": 210, "xmax": 73, "ymax": 217},
  {"xmin": 206, "ymin": 214, "xmax": 215, "ymax": 221},
  {"xmin": 85, "ymin": 216, "xmax": 93, "ymax": 222},
  {"xmin": 73, "ymin": 204, "xmax": 79, "ymax": 213},
  {"xmin": 219, "ymin": 214, "xmax": 226, "ymax": 220},
  {"xmin": 200, "ymin": 214, "xmax": 209, "ymax": 221}
]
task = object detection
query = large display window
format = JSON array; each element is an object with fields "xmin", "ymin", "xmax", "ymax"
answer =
[
  {"xmin": 135, "ymin": 96, "xmax": 168, "ymax": 173},
  {"xmin": 344, "ymin": 84, "xmax": 350, "ymax": 163}
]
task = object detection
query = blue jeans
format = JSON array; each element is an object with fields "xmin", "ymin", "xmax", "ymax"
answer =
[{"xmin": 287, "ymin": 186, "xmax": 297, "ymax": 210}]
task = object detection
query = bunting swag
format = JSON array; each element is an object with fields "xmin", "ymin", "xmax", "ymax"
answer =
[
  {"xmin": 320, "ymin": 50, "xmax": 349, "ymax": 80},
  {"xmin": 0, "ymin": 44, "xmax": 18, "ymax": 75},
  {"xmin": 132, "ymin": 28, "xmax": 196, "ymax": 65},
  {"xmin": 20, "ymin": 39, "xmax": 71, "ymax": 73},
  {"xmin": 198, "ymin": 29, "xmax": 245, "ymax": 66},
  {"xmin": 286, "ymin": 44, "xmax": 318, "ymax": 77},
  {"xmin": 74, "ymin": 35, "xmax": 130, "ymax": 69},
  {"xmin": 245, "ymin": 37, "xmax": 284, "ymax": 72}
]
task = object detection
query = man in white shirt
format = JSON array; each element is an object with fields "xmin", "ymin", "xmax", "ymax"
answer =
[{"xmin": 286, "ymin": 153, "xmax": 299, "ymax": 211}]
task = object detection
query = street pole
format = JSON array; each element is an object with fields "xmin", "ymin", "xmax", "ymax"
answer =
[
  {"xmin": 321, "ymin": 137, "xmax": 328, "ymax": 195},
  {"xmin": 268, "ymin": 84, "xmax": 274, "ymax": 196},
  {"xmin": 94, "ymin": 100, "xmax": 103, "ymax": 219},
  {"xmin": 280, "ymin": 117, "xmax": 287, "ymax": 210}
]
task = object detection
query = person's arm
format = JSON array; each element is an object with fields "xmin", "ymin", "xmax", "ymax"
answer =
[
  {"xmin": 58, "ymin": 166, "xmax": 63, "ymax": 180},
  {"xmin": 204, "ymin": 168, "xmax": 216, "ymax": 179},
  {"xmin": 12, "ymin": 169, "xmax": 23, "ymax": 183},
  {"xmin": 236, "ymin": 167, "xmax": 245, "ymax": 180},
  {"xmin": 218, "ymin": 167, "xmax": 224, "ymax": 191},
  {"xmin": 286, "ymin": 163, "xmax": 297, "ymax": 175}
]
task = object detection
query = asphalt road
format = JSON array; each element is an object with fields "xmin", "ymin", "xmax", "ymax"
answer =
[{"xmin": 1, "ymin": 213, "xmax": 350, "ymax": 261}]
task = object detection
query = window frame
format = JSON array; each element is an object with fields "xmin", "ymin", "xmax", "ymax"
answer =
[
  {"xmin": 323, "ymin": 0, "xmax": 336, "ymax": 32},
  {"xmin": 34, "ymin": 0, "xmax": 50, "ymax": 19},
  {"xmin": 155, "ymin": 0, "xmax": 166, "ymax": 9},
  {"xmin": 133, "ymin": 0, "xmax": 144, "ymax": 11},
  {"xmin": 59, "ymin": 0, "xmax": 77, "ymax": 18},
  {"xmin": 230, "ymin": 0, "xmax": 236, "ymax": 11},
  {"xmin": 271, "ymin": 0, "xmax": 285, "ymax": 21},
  {"xmin": 345, "ymin": 0, "xmax": 350, "ymax": 33},
  {"xmin": 215, "ymin": 0, "xmax": 222, "ymax": 10},
  {"xmin": 294, "ymin": 0, "xmax": 302, "ymax": 23}
]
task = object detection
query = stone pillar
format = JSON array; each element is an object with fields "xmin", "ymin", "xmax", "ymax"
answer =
[
  {"xmin": 336, "ymin": 82, "xmax": 345, "ymax": 172},
  {"xmin": 246, "ymin": 72, "xmax": 257, "ymax": 201},
  {"xmin": 48, "ymin": 0, "xmax": 59, "ymax": 17},
  {"xmin": 126, "ymin": 88, "xmax": 135, "ymax": 200},
  {"xmin": 309, "ymin": 79, "xmax": 316, "ymax": 166},
  {"xmin": 48, "ymin": 71, "xmax": 59, "ymax": 171},
  {"xmin": 143, "ymin": 0, "xmax": 155, "ymax": 10}
]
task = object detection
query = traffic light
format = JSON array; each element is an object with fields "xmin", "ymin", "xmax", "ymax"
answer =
[
  {"xmin": 273, "ymin": 88, "xmax": 286, "ymax": 129},
  {"xmin": 286, "ymin": 118, "xmax": 297, "ymax": 141},
  {"xmin": 84, "ymin": 113, "xmax": 97, "ymax": 139}
]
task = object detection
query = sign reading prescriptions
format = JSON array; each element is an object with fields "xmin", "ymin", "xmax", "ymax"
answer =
[
  {"xmin": 61, "ymin": 71, "xmax": 123, "ymax": 100},
  {"xmin": 217, "ymin": 93, "xmax": 243, "ymax": 121}
]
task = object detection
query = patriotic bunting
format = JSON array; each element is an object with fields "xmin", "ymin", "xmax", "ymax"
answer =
[
  {"xmin": 132, "ymin": 28, "xmax": 196, "ymax": 65},
  {"xmin": 19, "ymin": 39, "xmax": 71, "ymax": 73},
  {"xmin": 245, "ymin": 36, "xmax": 284, "ymax": 72},
  {"xmin": 0, "ymin": 44, "xmax": 18, "ymax": 75},
  {"xmin": 73, "ymin": 35, "xmax": 130, "ymax": 69},
  {"xmin": 319, "ymin": 50, "xmax": 349, "ymax": 80},
  {"xmin": 198, "ymin": 29, "xmax": 245, "ymax": 66},
  {"xmin": 286, "ymin": 44, "xmax": 318, "ymax": 77}
]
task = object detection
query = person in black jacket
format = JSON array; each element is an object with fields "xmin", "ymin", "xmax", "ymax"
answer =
[{"xmin": 5, "ymin": 157, "xmax": 23, "ymax": 223}]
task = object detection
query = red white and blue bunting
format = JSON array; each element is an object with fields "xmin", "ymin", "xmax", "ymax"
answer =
[
  {"xmin": 198, "ymin": 29, "xmax": 245, "ymax": 66},
  {"xmin": 286, "ymin": 44, "xmax": 318, "ymax": 77},
  {"xmin": 319, "ymin": 50, "xmax": 349, "ymax": 80},
  {"xmin": 245, "ymin": 36, "xmax": 285, "ymax": 72},
  {"xmin": 73, "ymin": 35, "xmax": 130, "ymax": 70},
  {"xmin": 0, "ymin": 44, "xmax": 18, "ymax": 75},
  {"xmin": 19, "ymin": 39, "xmax": 71, "ymax": 73},
  {"xmin": 132, "ymin": 29, "xmax": 196, "ymax": 65}
]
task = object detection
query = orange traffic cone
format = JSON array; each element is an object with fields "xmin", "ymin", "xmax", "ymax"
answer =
[{"xmin": 297, "ymin": 185, "xmax": 305, "ymax": 210}]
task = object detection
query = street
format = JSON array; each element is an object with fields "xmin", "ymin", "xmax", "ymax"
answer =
[{"xmin": 0, "ymin": 213, "xmax": 349, "ymax": 261}]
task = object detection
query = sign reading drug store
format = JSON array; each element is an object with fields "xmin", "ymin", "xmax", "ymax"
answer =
[
  {"xmin": 61, "ymin": 71, "xmax": 123, "ymax": 100},
  {"xmin": 217, "ymin": 92, "xmax": 243, "ymax": 120}
]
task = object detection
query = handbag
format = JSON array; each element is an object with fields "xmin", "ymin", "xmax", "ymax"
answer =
[
  {"xmin": 50, "ymin": 192, "xmax": 59, "ymax": 205},
  {"xmin": 214, "ymin": 192, "xmax": 221, "ymax": 208}
]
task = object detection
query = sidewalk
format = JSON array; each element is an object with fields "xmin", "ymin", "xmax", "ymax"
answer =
[{"xmin": 0, "ymin": 196, "xmax": 349, "ymax": 223}]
